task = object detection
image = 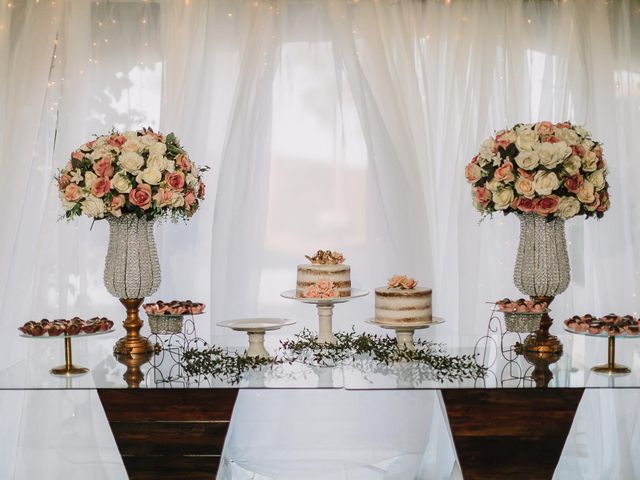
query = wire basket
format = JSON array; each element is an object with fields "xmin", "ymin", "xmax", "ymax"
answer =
[
  {"xmin": 502, "ymin": 311, "xmax": 547, "ymax": 333},
  {"xmin": 148, "ymin": 314, "xmax": 184, "ymax": 335}
]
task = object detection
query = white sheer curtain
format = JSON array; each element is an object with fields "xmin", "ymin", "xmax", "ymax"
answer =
[{"xmin": 1, "ymin": 1, "xmax": 640, "ymax": 479}]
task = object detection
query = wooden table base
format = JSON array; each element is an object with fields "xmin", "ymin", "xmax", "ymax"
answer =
[
  {"xmin": 98, "ymin": 389, "xmax": 239, "ymax": 480},
  {"xmin": 441, "ymin": 389, "xmax": 584, "ymax": 480}
]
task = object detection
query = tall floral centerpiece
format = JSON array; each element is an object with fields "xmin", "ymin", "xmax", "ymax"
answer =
[
  {"xmin": 466, "ymin": 121, "xmax": 609, "ymax": 351},
  {"xmin": 57, "ymin": 128, "xmax": 207, "ymax": 354}
]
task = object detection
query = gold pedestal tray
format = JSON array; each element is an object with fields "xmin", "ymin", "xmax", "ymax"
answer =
[
  {"xmin": 20, "ymin": 329, "xmax": 115, "ymax": 377},
  {"xmin": 114, "ymin": 298, "xmax": 153, "ymax": 355},
  {"xmin": 564, "ymin": 327, "xmax": 632, "ymax": 376}
]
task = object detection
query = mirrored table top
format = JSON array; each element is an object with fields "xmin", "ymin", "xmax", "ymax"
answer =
[{"xmin": 2, "ymin": 328, "xmax": 640, "ymax": 390}]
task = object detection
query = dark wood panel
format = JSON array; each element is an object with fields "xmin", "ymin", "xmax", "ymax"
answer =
[
  {"xmin": 97, "ymin": 389, "xmax": 239, "ymax": 422},
  {"xmin": 441, "ymin": 388, "xmax": 584, "ymax": 480},
  {"xmin": 122, "ymin": 455, "xmax": 220, "ymax": 480},
  {"xmin": 109, "ymin": 421, "xmax": 229, "ymax": 456}
]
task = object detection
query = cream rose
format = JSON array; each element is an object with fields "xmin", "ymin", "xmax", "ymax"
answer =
[
  {"xmin": 556, "ymin": 196, "xmax": 581, "ymax": 219},
  {"xmin": 148, "ymin": 142, "xmax": 167, "ymax": 156},
  {"xmin": 121, "ymin": 138, "xmax": 143, "ymax": 152},
  {"xmin": 140, "ymin": 134, "xmax": 159, "ymax": 147},
  {"xmin": 577, "ymin": 181, "xmax": 596, "ymax": 204},
  {"xmin": 479, "ymin": 138, "xmax": 496, "ymax": 159},
  {"xmin": 59, "ymin": 193, "xmax": 77, "ymax": 211},
  {"xmin": 535, "ymin": 141, "xmax": 572, "ymax": 169},
  {"xmin": 515, "ymin": 177, "xmax": 535, "ymax": 198},
  {"xmin": 112, "ymin": 171, "xmax": 132, "ymax": 193},
  {"xmin": 147, "ymin": 154, "xmax": 168, "ymax": 172},
  {"xmin": 123, "ymin": 131, "xmax": 138, "ymax": 141},
  {"xmin": 185, "ymin": 173, "xmax": 199, "ymax": 189},
  {"xmin": 165, "ymin": 160, "xmax": 175, "ymax": 173},
  {"xmin": 575, "ymin": 125, "xmax": 590, "ymax": 138},
  {"xmin": 582, "ymin": 151, "xmax": 598, "ymax": 172},
  {"xmin": 563, "ymin": 155, "xmax": 582, "ymax": 175},
  {"xmin": 515, "ymin": 150, "xmax": 540, "ymax": 170},
  {"xmin": 588, "ymin": 170, "xmax": 606, "ymax": 191},
  {"xmin": 555, "ymin": 128, "xmax": 579, "ymax": 145},
  {"xmin": 170, "ymin": 192, "xmax": 185, "ymax": 208},
  {"xmin": 533, "ymin": 171, "xmax": 560, "ymax": 196},
  {"xmin": 81, "ymin": 195, "xmax": 105, "ymax": 218},
  {"xmin": 581, "ymin": 139, "xmax": 595, "ymax": 151},
  {"xmin": 493, "ymin": 188, "xmax": 514, "ymax": 210},
  {"xmin": 515, "ymin": 127, "xmax": 537, "ymax": 151},
  {"xmin": 84, "ymin": 171, "xmax": 98, "ymax": 189},
  {"xmin": 89, "ymin": 146, "xmax": 112, "ymax": 161},
  {"xmin": 136, "ymin": 167, "xmax": 162, "ymax": 186},
  {"xmin": 485, "ymin": 178, "xmax": 503, "ymax": 193},
  {"xmin": 118, "ymin": 151, "xmax": 144, "ymax": 174}
]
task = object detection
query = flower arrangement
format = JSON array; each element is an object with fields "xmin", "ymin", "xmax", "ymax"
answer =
[
  {"xmin": 465, "ymin": 122, "xmax": 609, "ymax": 219},
  {"xmin": 387, "ymin": 275, "xmax": 417, "ymax": 290},
  {"xmin": 303, "ymin": 280, "xmax": 339, "ymax": 299},
  {"xmin": 56, "ymin": 128, "xmax": 207, "ymax": 221}
]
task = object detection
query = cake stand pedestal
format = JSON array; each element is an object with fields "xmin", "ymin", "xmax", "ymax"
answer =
[
  {"xmin": 564, "ymin": 327, "xmax": 633, "ymax": 376},
  {"xmin": 218, "ymin": 318, "xmax": 296, "ymax": 358},
  {"xmin": 366, "ymin": 317, "xmax": 445, "ymax": 351},
  {"xmin": 281, "ymin": 289, "xmax": 368, "ymax": 344}
]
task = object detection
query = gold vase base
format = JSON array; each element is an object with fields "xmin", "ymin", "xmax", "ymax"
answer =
[
  {"xmin": 591, "ymin": 363, "xmax": 631, "ymax": 376},
  {"xmin": 113, "ymin": 336, "xmax": 154, "ymax": 355},
  {"xmin": 522, "ymin": 332, "xmax": 563, "ymax": 355},
  {"xmin": 50, "ymin": 365, "xmax": 89, "ymax": 376}
]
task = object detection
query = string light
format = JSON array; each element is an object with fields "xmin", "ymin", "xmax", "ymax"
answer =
[{"xmin": 527, "ymin": 18, "xmax": 532, "ymax": 24}]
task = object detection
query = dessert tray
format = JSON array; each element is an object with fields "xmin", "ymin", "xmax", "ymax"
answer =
[
  {"xmin": 218, "ymin": 318, "xmax": 296, "ymax": 358},
  {"xmin": 366, "ymin": 317, "xmax": 445, "ymax": 351},
  {"xmin": 281, "ymin": 289, "xmax": 369, "ymax": 344},
  {"xmin": 143, "ymin": 300, "xmax": 206, "ymax": 316},
  {"xmin": 19, "ymin": 318, "xmax": 115, "ymax": 376}
]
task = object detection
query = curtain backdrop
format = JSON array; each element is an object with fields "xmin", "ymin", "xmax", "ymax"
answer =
[{"xmin": 1, "ymin": 0, "xmax": 639, "ymax": 478}]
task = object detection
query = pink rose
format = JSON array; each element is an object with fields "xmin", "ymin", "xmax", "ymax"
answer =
[
  {"xmin": 184, "ymin": 190, "xmax": 196, "ymax": 208},
  {"xmin": 475, "ymin": 186, "xmax": 492, "ymax": 207},
  {"xmin": 571, "ymin": 145, "xmax": 585, "ymax": 157},
  {"xmin": 517, "ymin": 168, "xmax": 534, "ymax": 180},
  {"xmin": 556, "ymin": 122, "xmax": 572, "ymax": 128},
  {"xmin": 72, "ymin": 151, "xmax": 84, "ymax": 161},
  {"xmin": 63, "ymin": 183, "xmax": 82, "ymax": 202},
  {"xmin": 175, "ymin": 153, "xmax": 192, "ymax": 172},
  {"xmin": 316, "ymin": 280, "xmax": 333, "ymax": 291},
  {"xmin": 516, "ymin": 197, "xmax": 537, "ymax": 213},
  {"xmin": 536, "ymin": 195, "xmax": 560, "ymax": 216},
  {"xmin": 494, "ymin": 161, "xmax": 515, "ymax": 183},
  {"xmin": 91, "ymin": 176, "xmax": 111, "ymax": 198},
  {"xmin": 564, "ymin": 175, "xmax": 584, "ymax": 194},
  {"xmin": 93, "ymin": 156, "xmax": 114, "ymax": 178},
  {"xmin": 585, "ymin": 195, "xmax": 600, "ymax": 212},
  {"xmin": 86, "ymin": 140, "xmax": 96, "ymax": 149},
  {"xmin": 545, "ymin": 136, "xmax": 560, "ymax": 144},
  {"xmin": 165, "ymin": 171, "xmax": 185, "ymax": 190},
  {"xmin": 465, "ymin": 163, "xmax": 482, "ymax": 184},
  {"xmin": 109, "ymin": 195, "xmax": 125, "ymax": 216},
  {"xmin": 495, "ymin": 131, "xmax": 515, "ymax": 149},
  {"xmin": 58, "ymin": 174, "xmax": 71, "ymax": 191},
  {"xmin": 536, "ymin": 121, "xmax": 554, "ymax": 136},
  {"xmin": 128, "ymin": 184, "xmax": 152, "ymax": 210},
  {"xmin": 303, "ymin": 285, "xmax": 320, "ymax": 298},
  {"xmin": 153, "ymin": 187, "xmax": 173, "ymax": 207},
  {"xmin": 594, "ymin": 145, "xmax": 603, "ymax": 160},
  {"xmin": 197, "ymin": 182, "xmax": 206, "ymax": 200},
  {"xmin": 107, "ymin": 135, "xmax": 126, "ymax": 148}
]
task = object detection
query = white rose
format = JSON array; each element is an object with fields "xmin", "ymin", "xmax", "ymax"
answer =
[
  {"xmin": 89, "ymin": 146, "xmax": 111, "ymax": 160},
  {"xmin": 515, "ymin": 127, "xmax": 537, "ymax": 151},
  {"xmin": 563, "ymin": 155, "xmax": 582, "ymax": 175},
  {"xmin": 555, "ymin": 128, "xmax": 579, "ymax": 145},
  {"xmin": 575, "ymin": 125, "xmax": 590, "ymax": 138},
  {"xmin": 515, "ymin": 150, "xmax": 540, "ymax": 170},
  {"xmin": 493, "ymin": 188, "xmax": 514, "ymax": 210},
  {"xmin": 112, "ymin": 171, "xmax": 132, "ymax": 193},
  {"xmin": 123, "ymin": 131, "xmax": 138, "ymax": 141},
  {"xmin": 136, "ymin": 167, "xmax": 162, "ymax": 186},
  {"xmin": 536, "ymin": 142, "xmax": 572, "ymax": 169},
  {"xmin": 556, "ymin": 197, "xmax": 581, "ymax": 219},
  {"xmin": 84, "ymin": 171, "xmax": 98, "ymax": 189},
  {"xmin": 533, "ymin": 171, "xmax": 560, "ymax": 196},
  {"xmin": 147, "ymin": 154, "xmax": 168, "ymax": 172},
  {"xmin": 588, "ymin": 170, "xmax": 606, "ymax": 191},
  {"xmin": 148, "ymin": 142, "xmax": 167, "ymax": 156},
  {"xmin": 582, "ymin": 151, "xmax": 598, "ymax": 172},
  {"xmin": 485, "ymin": 178, "xmax": 503, "ymax": 193},
  {"xmin": 479, "ymin": 138, "xmax": 495, "ymax": 159},
  {"xmin": 81, "ymin": 195, "xmax": 105, "ymax": 218},
  {"xmin": 581, "ymin": 139, "xmax": 595, "ymax": 151},
  {"xmin": 185, "ymin": 173, "xmax": 198, "ymax": 189},
  {"xmin": 577, "ymin": 181, "xmax": 596, "ymax": 204},
  {"xmin": 140, "ymin": 134, "xmax": 158, "ymax": 147},
  {"xmin": 118, "ymin": 151, "xmax": 144, "ymax": 174},
  {"xmin": 164, "ymin": 160, "xmax": 175, "ymax": 173},
  {"xmin": 170, "ymin": 192, "xmax": 185, "ymax": 208},
  {"xmin": 515, "ymin": 177, "xmax": 535, "ymax": 198},
  {"xmin": 122, "ymin": 138, "xmax": 143, "ymax": 153},
  {"xmin": 59, "ymin": 193, "xmax": 76, "ymax": 211},
  {"xmin": 94, "ymin": 136, "xmax": 108, "ymax": 148}
]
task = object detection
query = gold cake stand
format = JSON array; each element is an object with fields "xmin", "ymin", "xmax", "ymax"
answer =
[{"xmin": 564, "ymin": 327, "xmax": 632, "ymax": 375}]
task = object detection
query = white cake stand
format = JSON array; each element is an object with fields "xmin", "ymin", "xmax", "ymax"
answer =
[
  {"xmin": 281, "ymin": 289, "xmax": 369, "ymax": 344},
  {"xmin": 366, "ymin": 317, "xmax": 445, "ymax": 351},
  {"xmin": 217, "ymin": 318, "xmax": 296, "ymax": 358}
]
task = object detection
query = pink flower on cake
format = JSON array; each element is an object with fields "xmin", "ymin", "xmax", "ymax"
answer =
[
  {"xmin": 93, "ymin": 156, "xmax": 114, "ymax": 178},
  {"xmin": 165, "ymin": 171, "xmax": 185, "ymax": 191},
  {"xmin": 303, "ymin": 280, "xmax": 339, "ymax": 299},
  {"xmin": 91, "ymin": 176, "xmax": 111, "ymax": 198},
  {"xmin": 387, "ymin": 275, "xmax": 417, "ymax": 289},
  {"xmin": 129, "ymin": 184, "xmax": 152, "ymax": 210}
]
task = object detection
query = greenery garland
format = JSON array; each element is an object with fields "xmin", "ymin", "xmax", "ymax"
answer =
[{"xmin": 181, "ymin": 328, "xmax": 486, "ymax": 385}]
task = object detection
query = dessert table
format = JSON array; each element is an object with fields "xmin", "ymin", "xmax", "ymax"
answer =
[{"xmin": 1, "ymin": 331, "xmax": 639, "ymax": 479}]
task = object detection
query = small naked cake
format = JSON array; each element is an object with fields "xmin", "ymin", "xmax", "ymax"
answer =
[
  {"xmin": 375, "ymin": 275, "xmax": 432, "ymax": 325},
  {"xmin": 296, "ymin": 250, "xmax": 351, "ymax": 298}
]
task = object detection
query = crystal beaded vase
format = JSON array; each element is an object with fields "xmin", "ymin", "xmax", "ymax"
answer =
[
  {"xmin": 104, "ymin": 214, "xmax": 160, "ymax": 354},
  {"xmin": 513, "ymin": 213, "xmax": 570, "ymax": 298},
  {"xmin": 104, "ymin": 214, "xmax": 161, "ymax": 299}
]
